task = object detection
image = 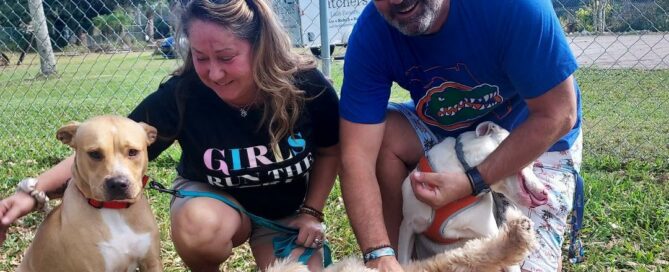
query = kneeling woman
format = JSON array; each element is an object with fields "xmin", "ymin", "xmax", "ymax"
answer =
[
  {"xmin": 136, "ymin": 0, "xmax": 340, "ymax": 270},
  {"xmin": 0, "ymin": 0, "xmax": 340, "ymax": 271}
]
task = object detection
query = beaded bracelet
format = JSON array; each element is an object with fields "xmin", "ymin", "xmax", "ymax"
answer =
[
  {"xmin": 301, "ymin": 204, "xmax": 324, "ymax": 217},
  {"xmin": 298, "ymin": 205, "xmax": 324, "ymax": 222},
  {"xmin": 16, "ymin": 177, "xmax": 49, "ymax": 211}
]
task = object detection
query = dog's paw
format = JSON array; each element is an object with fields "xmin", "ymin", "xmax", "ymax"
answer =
[
  {"xmin": 507, "ymin": 215, "xmax": 533, "ymax": 232},
  {"xmin": 503, "ymin": 208, "xmax": 527, "ymax": 223},
  {"xmin": 504, "ymin": 207, "xmax": 532, "ymax": 232},
  {"xmin": 502, "ymin": 210, "xmax": 536, "ymax": 253}
]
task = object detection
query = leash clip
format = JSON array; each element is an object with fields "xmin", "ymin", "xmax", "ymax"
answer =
[{"xmin": 148, "ymin": 180, "xmax": 183, "ymax": 198}]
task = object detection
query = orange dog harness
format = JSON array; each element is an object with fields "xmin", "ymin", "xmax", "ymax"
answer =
[{"xmin": 417, "ymin": 156, "xmax": 481, "ymax": 244}]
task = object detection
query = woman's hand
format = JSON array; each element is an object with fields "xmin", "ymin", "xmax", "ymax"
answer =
[
  {"xmin": 288, "ymin": 213, "xmax": 325, "ymax": 248},
  {"xmin": 0, "ymin": 192, "xmax": 37, "ymax": 244}
]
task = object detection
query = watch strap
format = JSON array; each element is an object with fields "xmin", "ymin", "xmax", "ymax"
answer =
[{"xmin": 466, "ymin": 167, "xmax": 490, "ymax": 196}]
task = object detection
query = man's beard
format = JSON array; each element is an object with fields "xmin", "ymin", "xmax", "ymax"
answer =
[{"xmin": 381, "ymin": 0, "xmax": 442, "ymax": 36}]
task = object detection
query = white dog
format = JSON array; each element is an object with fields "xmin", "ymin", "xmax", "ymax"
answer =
[
  {"xmin": 266, "ymin": 122, "xmax": 542, "ymax": 272},
  {"xmin": 398, "ymin": 121, "xmax": 548, "ymax": 271},
  {"xmin": 267, "ymin": 208, "xmax": 536, "ymax": 272}
]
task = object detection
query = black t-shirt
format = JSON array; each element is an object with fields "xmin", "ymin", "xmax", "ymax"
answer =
[{"xmin": 129, "ymin": 68, "xmax": 339, "ymax": 219}]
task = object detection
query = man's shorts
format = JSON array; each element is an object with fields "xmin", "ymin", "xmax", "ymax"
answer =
[
  {"xmin": 389, "ymin": 102, "xmax": 583, "ymax": 271},
  {"xmin": 170, "ymin": 177, "xmax": 299, "ymax": 247}
]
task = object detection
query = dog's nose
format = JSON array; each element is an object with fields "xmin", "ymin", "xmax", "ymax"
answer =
[{"xmin": 105, "ymin": 176, "xmax": 131, "ymax": 200}]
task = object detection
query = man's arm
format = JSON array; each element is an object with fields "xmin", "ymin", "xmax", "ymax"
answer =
[
  {"xmin": 339, "ymin": 119, "xmax": 403, "ymax": 270},
  {"xmin": 478, "ymin": 75, "xmax": 578, "ymax": 184},
  {"xmin": 412, "ymin": 76, "xmax": 578, "ymax": 207}
]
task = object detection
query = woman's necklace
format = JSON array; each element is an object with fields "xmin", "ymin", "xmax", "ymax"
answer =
[
  {"xmin": 231, "ymin": 90, "xmax": 260, "ymax": 118},
  {"xmin": 239, "ymin": 103, "xmax": 252, "ymax": 117}
]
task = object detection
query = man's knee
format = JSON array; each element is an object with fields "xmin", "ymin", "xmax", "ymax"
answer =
[{"xmin": 379, "ymin": 110, "xmax": 423, "ymax": 167}]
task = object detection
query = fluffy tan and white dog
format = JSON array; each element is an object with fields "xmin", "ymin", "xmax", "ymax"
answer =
[
  {"xmin": 266, "ymin": 122, "xmax": 543, "ymax": 272},
  {"xmin": 17, "ymin": 115, "xmax": 162, "ymax": 272},
  {"xmin": 266, "ymin": 209, "xmax": 536, "ymax": 272},
  {"xmin": 398, "ymin": 121, "xmax": 548, "ymax": 271}
]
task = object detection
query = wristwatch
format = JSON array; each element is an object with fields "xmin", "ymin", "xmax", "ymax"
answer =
[{"xmin": 466, "ymin": 167, "xmax": 490, "ymax": 196}]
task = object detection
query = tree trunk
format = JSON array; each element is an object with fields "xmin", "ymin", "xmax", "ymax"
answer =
[
  {"xmin": 593, "ymin": 0, "xmax": 607, "ymax": 32},
  {"xmin": 145, "ymin": 9, "xmax": 155, "ymax": 43},
  {"xmin": 78, "ymin": 31, "xmax": 88, "ymax": 48},
  {"xmin": 599, "ymin": 0, "xmax": 607, "ymax": 32},
  {"xmin": 27, "ymin": 0, "xmax": 57, "ymax": 76},
  {"xmin": 18, "ymin": 33, "xmax": 35, "ymax": 65}
]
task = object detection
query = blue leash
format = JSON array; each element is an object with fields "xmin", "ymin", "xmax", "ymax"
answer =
[
  {"xmin": 149, "ymin": 181, "xmax": 333, "ymax": 267},
  {"xmin": 535, "ymin": 163, "xmax": 585, "ymax": 264},
  {"xmin": 568, "ymin": 171, "xmax": 585, "ymax": 263}
]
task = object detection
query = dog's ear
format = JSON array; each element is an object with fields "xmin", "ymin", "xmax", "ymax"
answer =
[
  {"xmin": 475, "ymin": 121, "xmax": 497, "ymax": 136},
  {"xmin": 56, "ymin": 121, "xmax": 80, "ymax": 147},
  {"xmin": 139, "ymin": 122, "xmax": 158, "ymax": 145}
]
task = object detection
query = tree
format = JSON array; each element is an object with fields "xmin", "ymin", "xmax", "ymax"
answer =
[
  {"xmin": 592, "ymin": 0, "xmax": 609, "ymax": 32},
  {"xmin": 27, "ymin": 0, "xmax": 56, "ymax": 76},
  {"xmin": 145, "ymin": 8, "xmax": 155, "ymax": 42},
  {"xmin": 92, "ymin": 10, "xmax": 132, "ymax": 36}
]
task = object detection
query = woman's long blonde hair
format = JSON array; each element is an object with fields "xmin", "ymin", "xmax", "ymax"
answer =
[{"xmin": 174, "ymin": 0, "xmax": 316, "ymax": 152}]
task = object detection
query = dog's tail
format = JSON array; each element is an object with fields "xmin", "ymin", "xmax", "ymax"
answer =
[{"xmin": 402, "ymin": 208, "xmax": 536, "ymax": 272}]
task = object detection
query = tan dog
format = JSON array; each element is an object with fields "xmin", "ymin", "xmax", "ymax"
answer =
[
  {"xmin": 266, "ymin": 208, "xmax": 536, "ymax": 272},
  {"xmin": 17, "ymin": 115, "xmax": 162, "ymax": 272}
]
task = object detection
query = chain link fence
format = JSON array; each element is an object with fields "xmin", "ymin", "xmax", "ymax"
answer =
[{"xmin": 0, "ymin": 0, "xmax": 668, "ymax": 163}]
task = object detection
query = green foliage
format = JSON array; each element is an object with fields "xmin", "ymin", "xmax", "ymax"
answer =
[
  {"xmin": 608, "ymin": 2, "xmax": 669, "ymax": 32},
  {"xmin": 556, "ymin": 0, "xmax": 668, "ymax": 33},
  {"xmin": 91, "ymin": 10, "xmax": 133, "ymax": 35},
  {"xmin": 575, "ymin": 7, "xmax": 594, "ymax": 32},
  {"xmin": 1, "ymin": 0, "xmax": 170, "ymax": 50},
  {"xmin": 0, "ymin": 1, "xmax": 29, "ymax": 27}
]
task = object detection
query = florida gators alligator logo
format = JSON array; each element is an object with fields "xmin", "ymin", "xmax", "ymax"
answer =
[{"xmin": 416, "ymin": 81, "xmax": 503, "ymax": 131}]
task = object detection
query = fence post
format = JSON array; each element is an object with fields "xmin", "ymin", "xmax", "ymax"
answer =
[{"xmin": 319, "ymin": 0, "xmax": 330, "ymax": 77}]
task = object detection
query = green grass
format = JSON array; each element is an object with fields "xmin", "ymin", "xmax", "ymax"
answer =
[{"xmin": 1, "ymin": 52, "xmax": 668, "ymax": 271}]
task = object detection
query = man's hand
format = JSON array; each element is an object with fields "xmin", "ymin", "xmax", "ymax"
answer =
[
  {"xmin": 366, "ymin": 256, "xmax": 404, "ymax": 272},
  {"xmin": 0, "ymin": 192, "xmax": 37, "ymax": 244},
  {"xmin": 409, "ymin": 170, "xmax": 472, "ymax": 209}
]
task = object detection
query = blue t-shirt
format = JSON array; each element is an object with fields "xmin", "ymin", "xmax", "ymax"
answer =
[{"xmin": 341, "ymin": 0, "xmax": 582, "ymax": 151}]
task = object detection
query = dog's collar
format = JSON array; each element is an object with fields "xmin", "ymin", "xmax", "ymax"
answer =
[
  {"xmin": 83, "ymin": 176, "xmax": 149, "ymax": 209},
  {"xmin": 455, "ymin": 135, "xmax": 473, "ymax": 171},
  {"xmin": 417, "ymin": 156, "xmax": 481, "ymax": 245}
]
